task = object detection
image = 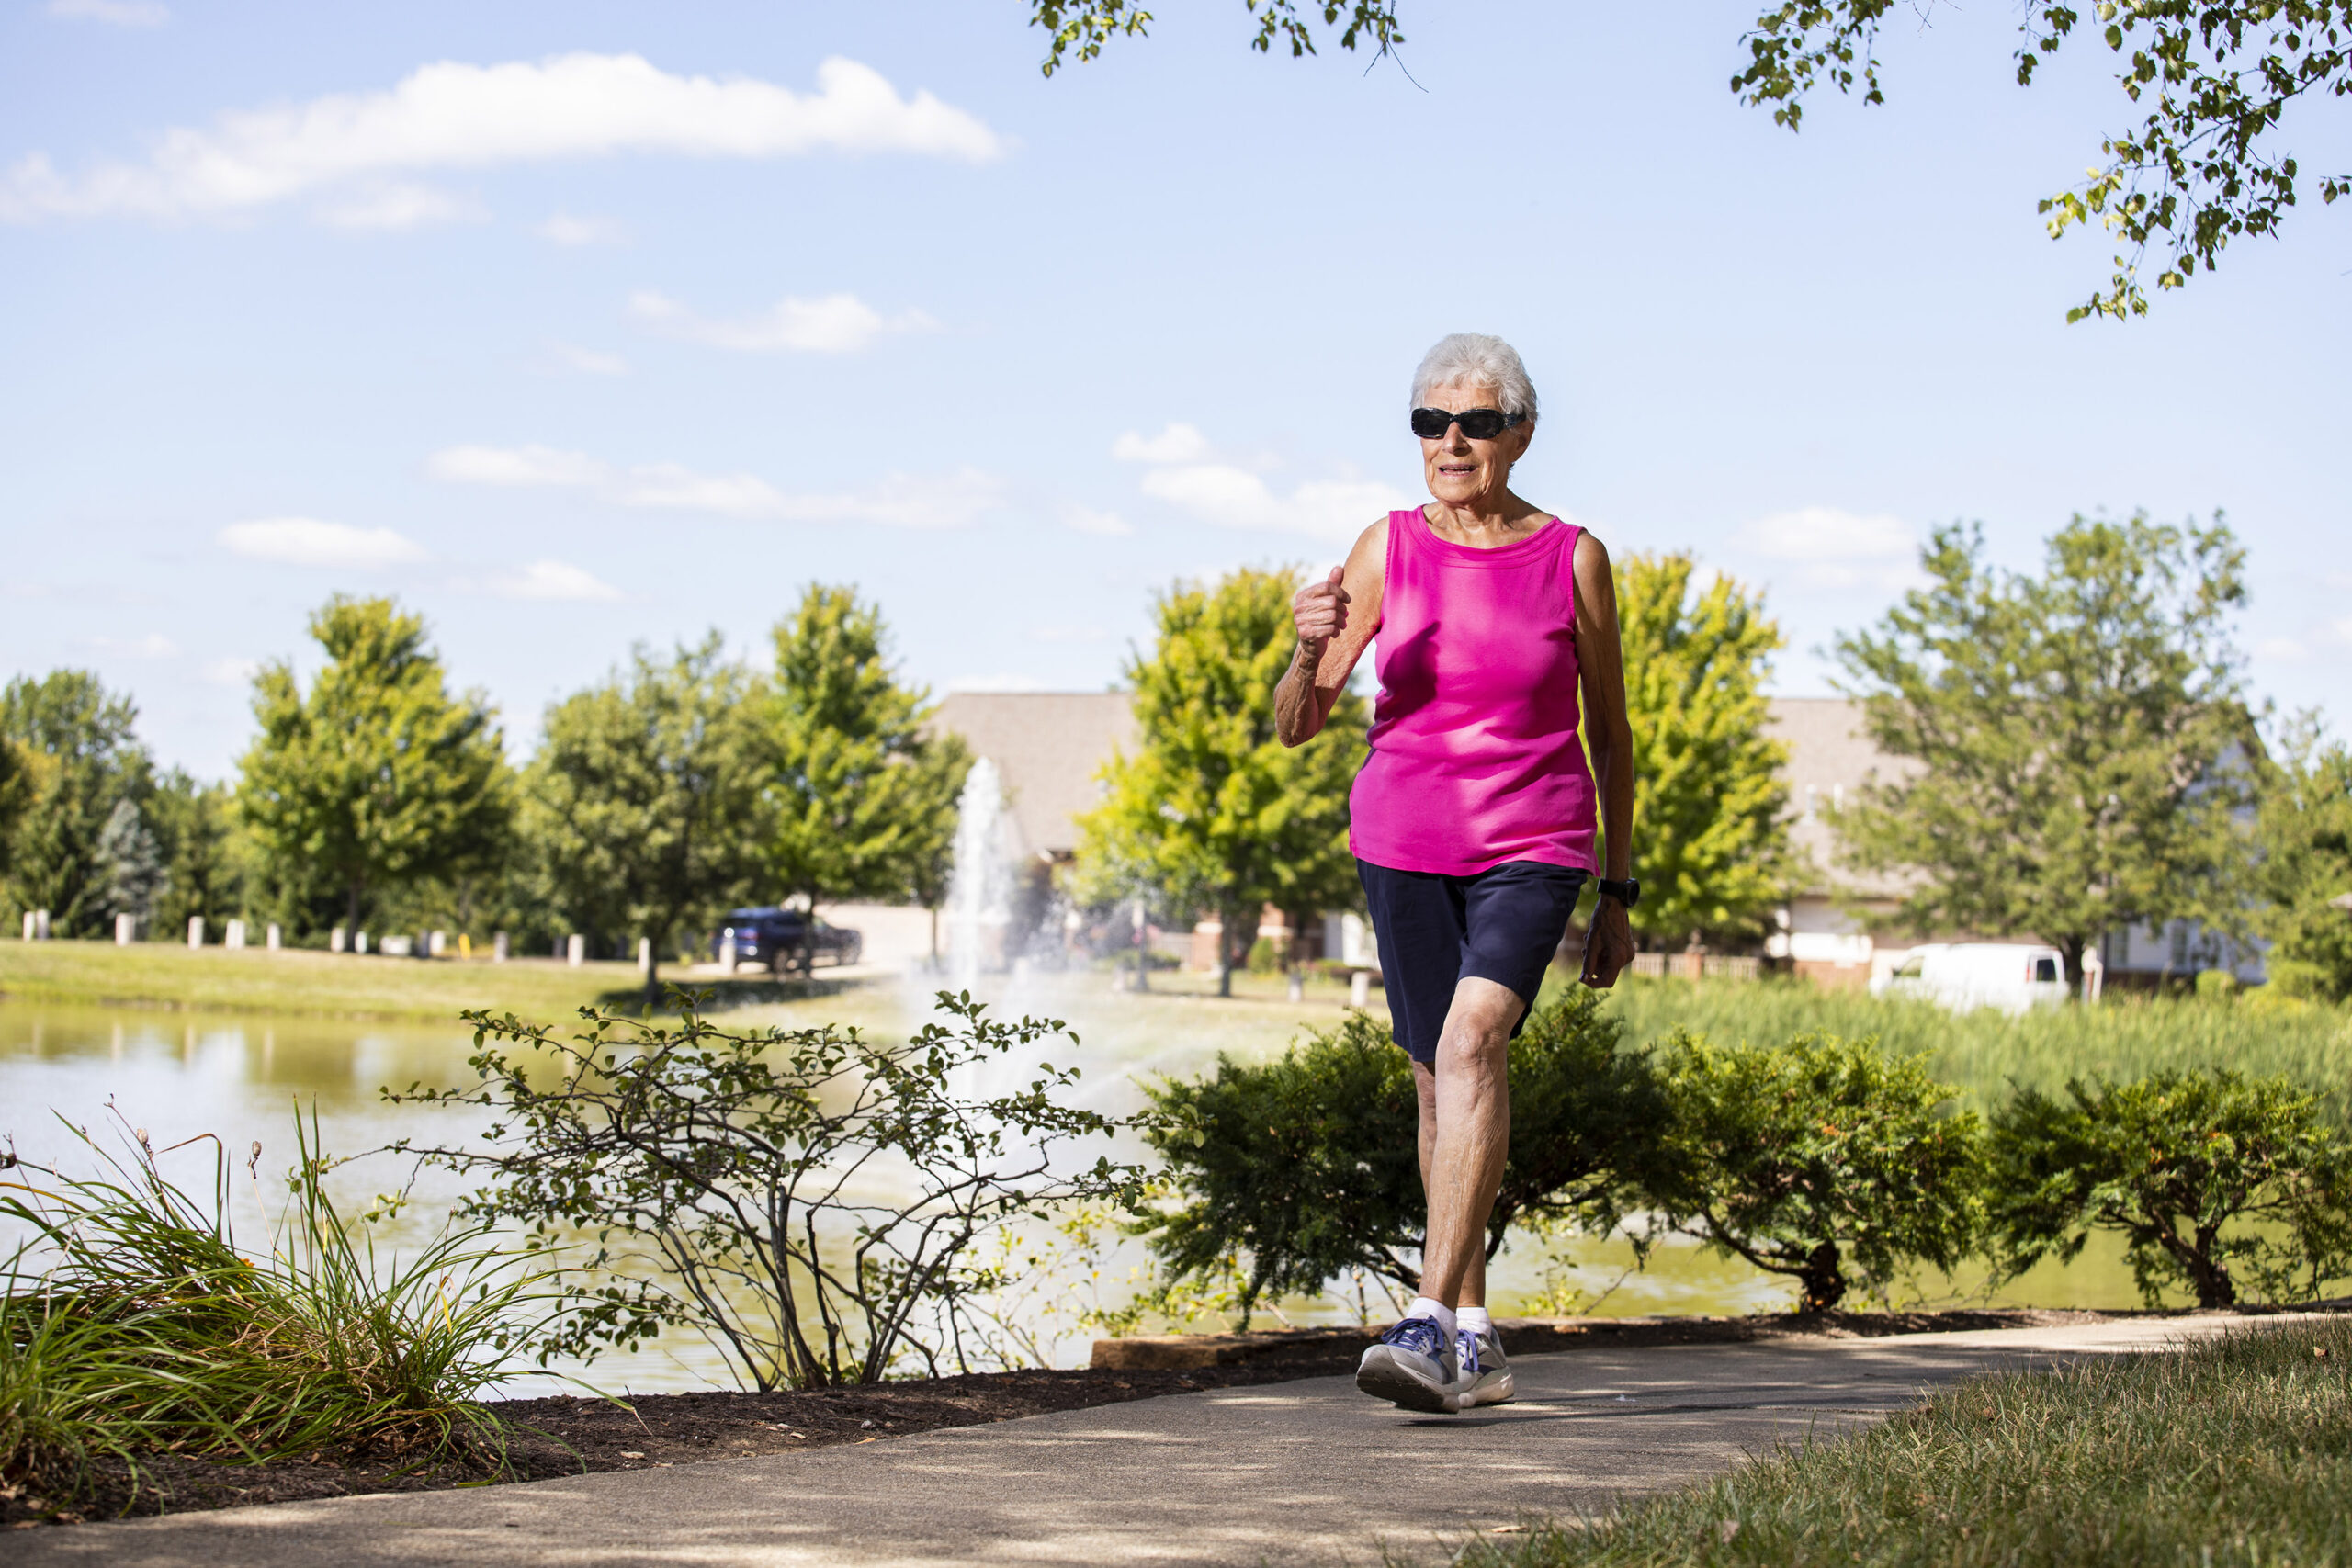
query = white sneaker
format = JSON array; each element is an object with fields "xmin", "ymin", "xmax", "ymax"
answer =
[
  {"xmin": 1356, "ymin": 1316, "xmax": 1469, "ymax": 1412},
  {"xmin": 1458, "ymin": 1326, "xmax": 1514, "ymax": 1406}
]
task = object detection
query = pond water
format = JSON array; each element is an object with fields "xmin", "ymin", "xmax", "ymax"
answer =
[{"xmin": 0, "ymin": 976, "xmax": 2156, "ymax": 1394}]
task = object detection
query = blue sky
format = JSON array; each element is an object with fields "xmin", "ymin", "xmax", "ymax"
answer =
[{"xmin": 4, "ymin": 0, "xmax": 2346, "ymax": 779}]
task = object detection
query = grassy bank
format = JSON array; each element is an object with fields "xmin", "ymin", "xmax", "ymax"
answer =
[
  {"xmin": 0, "ymin": 940, "xmax": 694, "ymax": 1022},
  {"xmin": 1465, "ymin": 1315, "xmax": 2352, "ymax": 1568}
]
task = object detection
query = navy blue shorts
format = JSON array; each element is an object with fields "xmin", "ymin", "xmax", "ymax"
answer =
[{"xmin": 1357, "ymin": 858, "xmax": 1589, "ymax": 1064}]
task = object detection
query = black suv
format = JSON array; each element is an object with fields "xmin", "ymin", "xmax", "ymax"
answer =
[{"xmin": 711, "ymin": 907, "xmax": 863, "ymax": 971}]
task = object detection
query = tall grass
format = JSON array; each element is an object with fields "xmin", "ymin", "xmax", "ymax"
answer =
[
  {"xmin": 1463, "ymin": 1315, "xmax": 2352, "ymax": 1568},
  {"xmin": 0, "ymin": 1106, "xmax": 562, "ymax": 1506},
  {"xmin": 1589, "ymin": 978, "xmax": 2352, "ymax": 1116}
]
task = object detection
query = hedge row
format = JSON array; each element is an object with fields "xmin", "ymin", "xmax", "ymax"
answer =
[{"xmin": 1142, "ymin": 992, "xmax": 2352, "ymax": 1318}]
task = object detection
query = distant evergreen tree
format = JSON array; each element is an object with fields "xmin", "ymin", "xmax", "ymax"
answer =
[{"xmin": 96, "ymin": 797, "xmax": 166, "ymax": 928}]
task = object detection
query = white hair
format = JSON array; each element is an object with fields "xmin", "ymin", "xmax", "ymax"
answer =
[{"xmin": 1410, "ymin": 333, "xmax": 1538, "ymax": 421}]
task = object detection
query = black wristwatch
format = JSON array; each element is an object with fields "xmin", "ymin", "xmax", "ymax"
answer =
[{"xmin": 1597, "ymin": 877, "xmax": 1640, "ymax": 909}]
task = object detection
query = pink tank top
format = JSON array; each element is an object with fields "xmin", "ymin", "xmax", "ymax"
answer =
[{"xmin": 1347, "ymin": 508, "xmax": 1599, "ymax": 875}]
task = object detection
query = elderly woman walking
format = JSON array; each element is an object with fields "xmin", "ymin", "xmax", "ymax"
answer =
[{"xmin": 1274, "ymin": 333, "xmax": 1637, "ymax": 1414}]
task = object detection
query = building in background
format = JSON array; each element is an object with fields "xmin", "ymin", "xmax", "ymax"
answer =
[{"xmin": 931, "ymin": 691, "xmax": 2261, "ymax": 988}]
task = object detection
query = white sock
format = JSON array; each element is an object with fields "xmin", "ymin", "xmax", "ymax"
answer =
[
  {"xmin": 1457, "ymin": 1306, "xmax": 1492, "ymax": 1337},
  {"xmin": 1407, "ymin": 1296, "xmax": 1457, "ymax": 1338}
]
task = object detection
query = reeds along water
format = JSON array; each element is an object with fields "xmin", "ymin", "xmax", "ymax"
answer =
[{"xmin": 1596, "ymin": 979, "xmax": 2352, "ymax": 1117}]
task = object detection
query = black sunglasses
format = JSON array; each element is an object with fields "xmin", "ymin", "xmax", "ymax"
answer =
[{"xmin": 1410, "ymin": 406, "xmax": 1525, "ymax": 441}]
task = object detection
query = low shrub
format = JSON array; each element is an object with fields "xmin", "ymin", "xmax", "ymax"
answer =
[
  {"xmin": 1988, "ymin": 1068, "xmax": 2352, "ymax": 1307},
  {"xmin": 1645, "ymin": 1031, "xmax": 1984, "ymax": 1312},
  {"xmin": 0, "ymin": 1109, "xmax": 549, "ymax": 1508},
  {"xmin": 1142, "ymin": 991, "xmax": 1665, "ymax": 1324},
  {"xmin": 389, "ymin": 990, "xmax": 1146, "ymax": 1390}
]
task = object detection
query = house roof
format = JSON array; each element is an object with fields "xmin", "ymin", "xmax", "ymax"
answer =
[{"xmin": 929, "ymin": 692, "xmax": 1140, "ymax": 858}]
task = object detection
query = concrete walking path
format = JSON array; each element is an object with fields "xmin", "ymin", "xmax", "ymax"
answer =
[{"xmin": 10, "ymin": 1315, "xmax": 2279, "ymax": 1568}]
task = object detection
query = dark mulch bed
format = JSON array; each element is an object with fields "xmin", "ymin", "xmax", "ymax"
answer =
[
  {"xmin": 1, "ymin": 1360, "xmax": 1356, "ymax": 1529},
  {"xmin": 20, "ymin": 1303, "xmax": 2318, "ymax": 1530}
]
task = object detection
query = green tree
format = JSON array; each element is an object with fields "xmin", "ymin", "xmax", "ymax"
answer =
[
  {"xmin": 765, "ymin": 586, "xmax": 967, "ymax": 972},
  {"xmin": 1646, "ymin": 1031, "xmax": 1986, "ymax": 1313},
  {"xmin": 148, "ymin": 771, "xmax": 245, "ymax": 940},
  {"xmin": 1078, "ymin": 568, "xmax": 1366, "ymax": 998},
  {"xmin": 95, "ymin": 798, "xmax": 166, "ymax": 929},
  {"xmin": 1989, "ymin": 1069, "xmax": 2352, "ymax": 1307},
  {"xmin": 238, "ymin": 597, "xmax": 512, "ymax": 936},
  {"xmin": 1, "ymin": 671, "xmax": 153, "ymax": 934},
  {"xmin": 1613, "ymin": 551, "xmax": 1790, "ymax": 950},
  {"xmin": 525, "ymin": 637, "xmax": 771, "ymax": 1004},
  {"xmin": 2253, "ymin": 719, "xmax": 2352, "ymax": 1001},
  {"xmin": 1033, "ymin": 2, "xmax": 2352, "ymax": 321},
  {"xmin": 0, "ymin": 738, "xmax": 28, "ymax": 888},
  {"xmin": 1830, "ymin": 514, "xmax": 2255, "ymax": 992}
]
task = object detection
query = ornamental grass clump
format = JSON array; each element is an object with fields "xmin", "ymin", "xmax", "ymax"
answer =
[
  {"xmin": 1988, "ymin": 1067, "xmax": 2352, "ymax": 1307},
  {"xmin": 0, "ymin": 1107, "xmax": 556, "ymax": 1508}
]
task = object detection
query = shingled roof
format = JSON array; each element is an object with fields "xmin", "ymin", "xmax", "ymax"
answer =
[{"xmin": 929, "ymin": 692, "xmax": 1140, "ymax": 858}]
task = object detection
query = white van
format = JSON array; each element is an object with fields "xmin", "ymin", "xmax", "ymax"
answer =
[{"xmin": 1871, "ymin": 943, "xmax": 2069, "ymax": 1014}]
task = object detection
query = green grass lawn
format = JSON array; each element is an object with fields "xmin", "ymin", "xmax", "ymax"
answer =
[
  {"xmin": 0, "ymin": 939, "xmax": 709, "ymax": 1022},
  {"xmin": 1464, "ymin": 1315, "xmax": 2352, "ymax": 1568}
]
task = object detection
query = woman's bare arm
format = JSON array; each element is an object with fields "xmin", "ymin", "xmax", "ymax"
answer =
[
  {"xmin": 1572, "ymin": 529, "xmax": 1636, "ymax": 986},
  {"xmin": 1276, "ymin": 517, "xmax": 1387, "ymax": 747}
]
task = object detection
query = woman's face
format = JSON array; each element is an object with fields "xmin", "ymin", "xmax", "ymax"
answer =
[{"xmin": 1418, "ymin": 380, "xmax": 1534, "ymax": 510}]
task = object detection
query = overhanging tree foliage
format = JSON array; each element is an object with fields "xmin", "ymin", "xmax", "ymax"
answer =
[
  {"xmin": 766, "ymin": 585, "xmax": 969, "ymax": 973},
  {"xmin": 1030, "ymin": 1, "xmax": 2350, "ymax": 320},
  {"xmin": 1, "ymin": 670, "xmax": 153, "ymax": 934},
  {"xmin": 525, "ymin": 637, "xmax": 770, "ymax": 1004},
  {"xmin": 1613, "ymin": 551, "xmax": 1790, "ymax": 950},
  {"xmin": 1830, "ymin": 513, "xmax": 2256, "ymax": 992},
  {"xmin": 238, "ymin": 596, "xmax": 512, "ymax": 935},
  {"xmin": 1077, "ymin": 567, "xmax": 1365, "ymax": 998}
]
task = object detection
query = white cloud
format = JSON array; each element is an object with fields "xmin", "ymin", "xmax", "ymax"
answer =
[
  {"xmin": 426, "ymin": 443, "xmax": 609, "ymax": 487},
  {"xmin": 218, "ymin": 516, "xmax": 429, "ymax": 569},
  {"xmin": 1140, "ymin": 464, "xmax": 1410, "ymax": 542},
  {"xmin": 947, "ymin": 673, "xmax": 1046, "ymax": 694},
  {"xmin": 1030, "ymin": 625, "xmax": 1109, "ymax": 644},
  {"xmin": 629, "ymin": 289, "xmax": 935, "ymax": 355},
  {"xmin": 84, "ymin": 633, "xmax": 177, "ymax": 659},
  {"xmin": 2, "ymin": 54, "xmax": 1003, "ymax": 225},
  {"xmin": 1060, "ymin": 503, "xmax": 1131, "ymax": 537},
  {"xmin": 537, "ymin": 211, "xmax": 626, "ymax": 246},
  {"xmin": 1732, "ymin": 506, "xmax": 1921, "ymax": 591},
  {"xmin": 1112, "ymin": 423, "xmax": 1212, "ymax": 464},
  {"xmin": 315, "ymin": 182, "xmax": 478, "ymax": 231},
  {"xmin": 547, "ymin": 341, "xmax": 627, "ymax": 377},
  {"xmin": 48, "ymin": 0, "xmax": 167, "ymax": 25},
  {"xmin": 483, "ymin": 558, "xmax": 623, "ymax": 603},
  {"xmin": 426, "ymin": 443, "xmax": 1003, "ymax": 528},
  {"xmin": 201, "ymin": 656, "xmax": 260, "ymax": 686},
  {"xmin": 2257, "ymin": 637, "xmax": 2312, "ymax": 664}
]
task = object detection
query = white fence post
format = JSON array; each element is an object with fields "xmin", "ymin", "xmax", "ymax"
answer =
[
  {"xmin": 638, "ymin": 936, "xmax": 652, "ymax": 976},
  {"xmin": 226, "ymin": 919, "xmax": 246, "ymax": 950},
  {"xmin": 567, "ymin": 933, "xmax": 585, "ymax": 967},
  {"xmin": 429, "ymin": 930, "xmax": 447, "ymax": 957},
  {"xmin": 492, "ymin": 931, "xmax": 509, "ymax": 963},
  {"xmin": 356, "ymin": 931, "xmax": 369, "ymax": 955},
  {"xmin": 1349, "ymin": 970, "xmax": 1371, "ymax": 1010},
  {"xmin": 266, "ymin": 922, "xmax": 282, "ymax": 950},
  {"xmin": 330, "ymin": 926, "xmax": 346, "ymax": 953},
  {"xmin": 187, "ymin": 916, "xmax": 205, "ymax": 949},
  {"xmin": 32, "ymin": 909, "xmax": 51, "ymax": 941},
  {"xmin": 116, "ymin": 912, "xmax": 135, "ymax": 946}
]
